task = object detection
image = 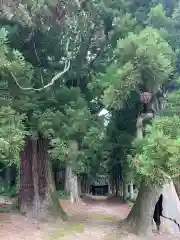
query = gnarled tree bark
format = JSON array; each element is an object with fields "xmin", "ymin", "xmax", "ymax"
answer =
[
  {"xmin": 19, "ymin": 137, "xmax": 67, "ymax": 221},
  {"xmin": 123, "ymin": 182, "xmax": 160, "ymax": 236}
]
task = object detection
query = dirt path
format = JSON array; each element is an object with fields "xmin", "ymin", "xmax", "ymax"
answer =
[
  {"xmin": 61, "ymin": 196, "xmax": 180, "ymax": 240},
  {"xmin": 0, "ymin": 196, "xmax": 180, "ymax": 239}
]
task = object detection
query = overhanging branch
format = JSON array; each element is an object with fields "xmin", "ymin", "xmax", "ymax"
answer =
[
  {"xmin": 10, "ymin": 60, "xmax": 70, "ymax": 91},
  {"xmin": 10, "ymin": 39, "xmax": 71, "ymax": 91}
]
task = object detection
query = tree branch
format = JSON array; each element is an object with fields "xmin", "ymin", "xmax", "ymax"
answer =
[
  {"xmin": 11, "ymin": 39, "xmax": 71, "ymax": 91},
  {"xmin": 10, "ymin": 60, "xmax": 70, "ymax": 91},
  {"xmin": 136, "ymin": 113, "xmax": 154, "ymax": 139}
]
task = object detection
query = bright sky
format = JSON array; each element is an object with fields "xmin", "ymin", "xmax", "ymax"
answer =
[{"xmin": 98, "ymin": 108, "xmax": 109, "ymax": 116}]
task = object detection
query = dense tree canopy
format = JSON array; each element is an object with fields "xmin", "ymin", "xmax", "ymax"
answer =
[{"xmin": 1, "ymin": 0, "xmax": 180, "ymax": 234}]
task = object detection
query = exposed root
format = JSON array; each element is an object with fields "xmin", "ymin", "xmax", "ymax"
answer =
[
  {"xmin": 118, "ymin": 219, "xmax": 142, "ymax": 236},
  {"xmin": 117, "ymin": 217, "xmax": 155, "ymax": 238}
]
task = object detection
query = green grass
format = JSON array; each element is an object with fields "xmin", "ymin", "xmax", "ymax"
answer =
[
  {"xmin": 48, "ymin": 230, "xmax": 66, "ymax": 239},
  {"xmin": 47, "ymin": 222, "xmax": 84, "ymax": 239},
  {"xmin": 47, "ymin": 213, "xmax": 118, "ymax": 239},
  {"xmin": 68, "ymin": 223, "xmax": 84, "ymax": 233}
]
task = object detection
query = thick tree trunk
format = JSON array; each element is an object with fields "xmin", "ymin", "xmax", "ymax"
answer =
[
  {"xmin": 123, "ymin": 183, "xmax": 129, "ymax": 200},
  {"xmin": 78, "ymin": 177, "xmax": 82, "ymax": 196},
  {"xmin": 65, "ymin": 164, "xmax": 80, "ymax": 203},
  {"xmin": 86, "ymin": 181, "xmax": 90, "ymax": 194},
  {"xmin": 129, "ymin": 182, "xmax": 134, "ymax": 200},
  {"xmin": 70, "ymin": 171, "xmax": 79, "ymax": 203},
  {"xmin": 19, "ymin": 138, "xmax": 66, "ymax": 220},
  {"xmin": 121, "ymin": 111, "xmax": 159, "ymax": 235},
  {"xmin": 65, "ymin": 164, "xmax": 71, "ymax": 195},
  {"xmin": 119, "ymin": 182, "xmax": 123, "ymax": 198},
  {"xmin": 19, "ymin": 139, "xmax": 34, "ymax": 214},
  {"xmin": 122, "ymin": 180, "xmax": 180, "ymax": 236},
  {"xmin": 16, "ymin": 166, "xmax": 20, "ymax": 193},
  {"xmin": 64, "ymin": 140, "xmax": 80, "ymax": 203},
  {"xmin": 84, "ymin": 181, "xmax": 87, "ymax": 194},
  {"xmin": 115, "ymin": 178, "xmax": 119, "ymax": 196},
  {"xmin": 31, "ymin": 139, "xmax": 40, "ymax": 219},
  {"xmin": 121, "ymin": 182, "xmax": 160, "ymax": 236},
  {"xmin": 110, "ymin": 180, "xmax": 114, "ymax": 195},
  {"xmin": 108, "ymin": 184, "xmax": 111, "ymax": 196}
]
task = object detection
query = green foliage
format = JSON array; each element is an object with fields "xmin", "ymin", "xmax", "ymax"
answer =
[
  {"xmin": 103, "ymin": 27, "xmax": 174, "ymax": 109},
  {"xmin": 101, "ymin": 0, "xmax": 180, "ymax": 189},
  {"xmin": 0, "ymin": 106, "xmax": 26, "ymax": 165},
  {"xmin": 129, "ymin": 116, "xmax": 180, "ymax": 186},
  {"xmin": 0, "ymin": 0, "xmax": 119, "ymax": 182},
  {"xmin": 81, "ymin": 123, "xmax": 108, "ymax": 176},
  {"xmin": 39, "ymin": 96, "xmax": 93, "ymax": 172},
  {"xmin": 164, "ymin": 89, "xmax": 180, "ymax": 116},
  {"xmin": 148, "ymin": 4, "xmax": 168, "ymax": 28},
  {"xmin": 0, "ymin": 27, "xmax": 33, "ymax": 90},
  {"xmin": 50, "ymin": 114, "xmax": 106, "ymax": 175},
  {"xmin": 106, "ymin": 95, "xmax": 140, "ymax": 183},
  {"xmin": 1, "ymin": 0, "xmax": 180, "ymax": 192}
]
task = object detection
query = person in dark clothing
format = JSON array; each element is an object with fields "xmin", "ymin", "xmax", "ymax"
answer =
[{"xmin": 153, "ymin": 194, "xmax": 163, "ymax": 234}]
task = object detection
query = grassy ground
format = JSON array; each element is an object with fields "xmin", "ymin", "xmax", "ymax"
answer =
[{"xmin": 0, "ymin": 195, "xmax": 180, "ymax": 240}]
